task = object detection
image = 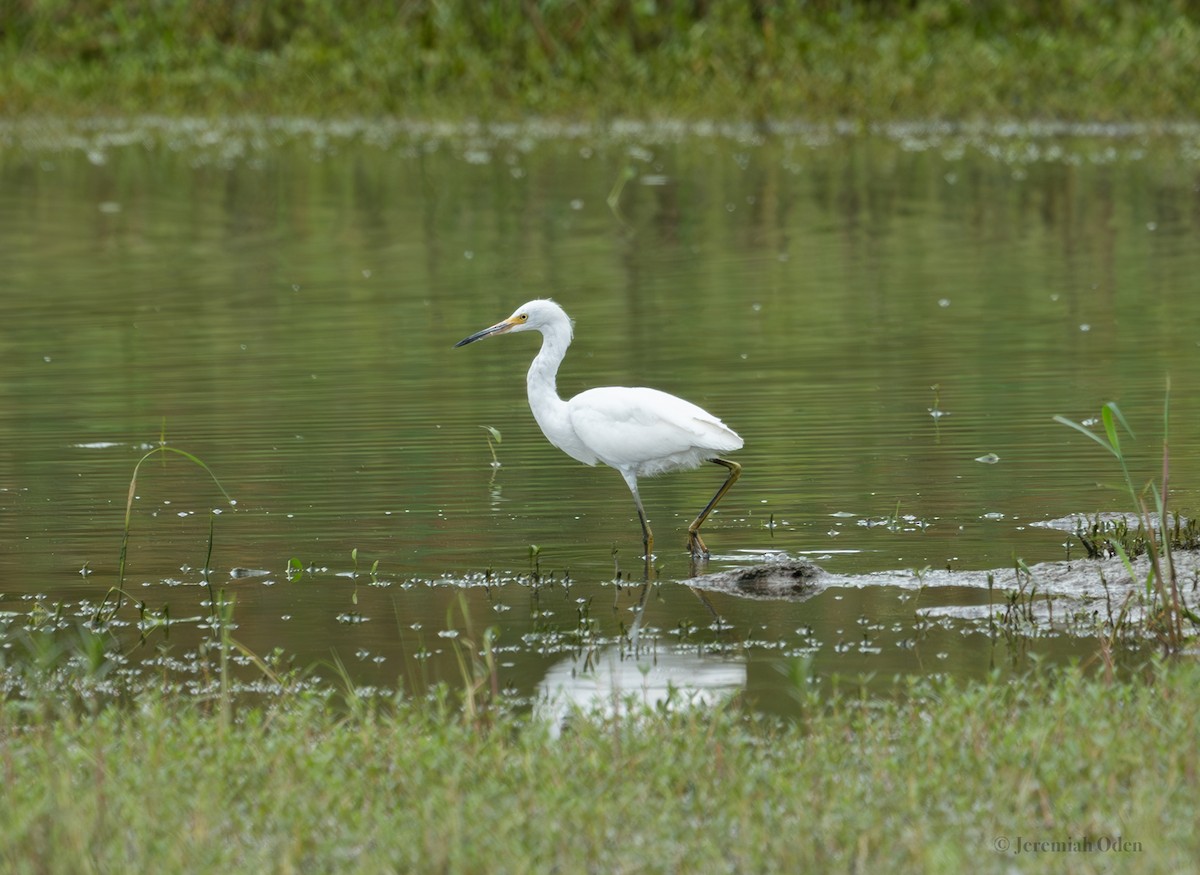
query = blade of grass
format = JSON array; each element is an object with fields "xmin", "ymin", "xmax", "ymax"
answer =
[
  {"xmin": 114, "ymin": 445, "xmax": 235, "ymax": 614},
  {"xmin": 1052, "ymin": 415, "xmax": 1119, "ymax": 457}
]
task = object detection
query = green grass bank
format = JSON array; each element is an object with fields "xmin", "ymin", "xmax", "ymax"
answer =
[
  {"xmin": 4, "ymin": 0, "xmax": 1200, "ymax": 120},
  {"xmin": 2, "ymin": 660, "xmax": 1197, "ymax": 873}
]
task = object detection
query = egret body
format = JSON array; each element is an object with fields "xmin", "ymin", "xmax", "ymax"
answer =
[{"xmin": 455, "ymin": 300, "xmax": 743, "ymax": 559}]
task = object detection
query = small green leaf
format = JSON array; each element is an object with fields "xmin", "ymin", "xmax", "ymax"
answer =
[
  {"xmin": 1106, "ymin": 402, "xmax": 1135, "ymax": 441},
  {"xmin": 1101, "ymin": 404, "xmax": 1121, "ymax": 455}
]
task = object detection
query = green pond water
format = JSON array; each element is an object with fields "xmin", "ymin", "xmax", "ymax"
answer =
[{"xmin": 2, "ymin": 118, "xmax": 1199, "ymax": 713}]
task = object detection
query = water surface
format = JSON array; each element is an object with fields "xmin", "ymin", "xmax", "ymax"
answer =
[{"xmin": 2, "ymin": 118, "xmax": 1198, "ymax": 711}]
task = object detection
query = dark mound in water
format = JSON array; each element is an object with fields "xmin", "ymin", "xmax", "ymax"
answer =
[{"xmin": 683, "ymin": 559, "xmax": 826, "ymax": 601}]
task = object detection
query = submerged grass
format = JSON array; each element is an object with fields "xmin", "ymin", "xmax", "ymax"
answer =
[
  {"xmin": 1, "ymin": 659, "xmax": 1197, "ymax": 872},
  {"xmin": 4, "ymin": 0, "xmax": 1200, "ymax": 120}
]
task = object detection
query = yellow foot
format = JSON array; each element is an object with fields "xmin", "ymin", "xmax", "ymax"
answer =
[{"xmin": 687, "ymin": 531, "xmax": 710, "ymax": 560}]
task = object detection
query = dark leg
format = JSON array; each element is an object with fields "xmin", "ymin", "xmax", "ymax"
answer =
[
  {"xmin": 636, "ymin": 501, "xmax": 654, "ymax": 558},
  {"xmin": 687, "ymin": 458, "xmax": 742, "ymax": 559},
  {"xmin": 621, "ymin": 471, "xmax": 654, "ymax": 559}
]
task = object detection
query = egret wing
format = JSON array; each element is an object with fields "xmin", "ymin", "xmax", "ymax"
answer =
[{"xmin": 567, "ymin": 387, "xmax": 741, "ymax": 474}]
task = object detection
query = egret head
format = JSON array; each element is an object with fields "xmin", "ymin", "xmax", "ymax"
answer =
[{"xmin": 454, "ymin": 299, "xmax": 571, "ymax": 347}]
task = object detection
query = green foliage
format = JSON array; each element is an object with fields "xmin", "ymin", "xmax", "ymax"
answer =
[
  {"xmin": 1056, "ymin": 387, "xmax": 1199, "ymax": 651},
  {"xmin": 1, "ymin": 660, "xmax": 1198, "ymax": 871},
  {"xmin": 3, "ymin": 0, "xmax": 1200, "ymax": 118},
  {"xmin": 1074, "ymin": 513, "xmax": 1200, "ymax": 561}
]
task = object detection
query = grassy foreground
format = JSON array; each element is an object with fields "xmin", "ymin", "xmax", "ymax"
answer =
[
  {"xmin": 4, "ymin": 0, "xmax": 1200, "ymax": 120},
  {"xmin": 2, "ymin": 661, "xmax": 1196, "ymax": 873}
]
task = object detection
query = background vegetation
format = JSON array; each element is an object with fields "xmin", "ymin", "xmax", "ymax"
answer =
[{"xmin": 4, "ymin": 0, "xmax": 1200, "ymax": 119}]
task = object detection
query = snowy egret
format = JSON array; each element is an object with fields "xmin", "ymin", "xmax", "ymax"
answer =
[{"xmin": 455, "ymin": 299, "xmax": 743, "ymax": 559}]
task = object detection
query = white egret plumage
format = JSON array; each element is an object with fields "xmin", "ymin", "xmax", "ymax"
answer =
[{"xmin": 455, "ymin": 300, "xmax": 743, "ymax": 559}]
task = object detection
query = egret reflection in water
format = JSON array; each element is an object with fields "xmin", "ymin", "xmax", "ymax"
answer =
[
  {"xmin": 534, "ymin": 588, "xmax": 746, "ymax": 734},
  {"xmin": 535, "ymin": 647, "xmax": 747, "ymax": 736}
]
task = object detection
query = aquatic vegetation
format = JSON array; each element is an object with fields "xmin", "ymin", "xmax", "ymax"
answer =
[
  {"xmin": 97, "ymin": 443, "xmax": 234, "ymax": 623},
  {"xmin": 928, "ymin": 383, "xmax": 946, "ymax": 442},
  {"xmin": 446, "ymin": 594, "xmax": 502, "ymax": 730},
  {"xmin": 1056, "ymin": 389, "xmax": 1200, "ymax": 652},
  {"xmin": 1072, "ymin": 514, "xmax": 1200, "ymax": 561}
]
